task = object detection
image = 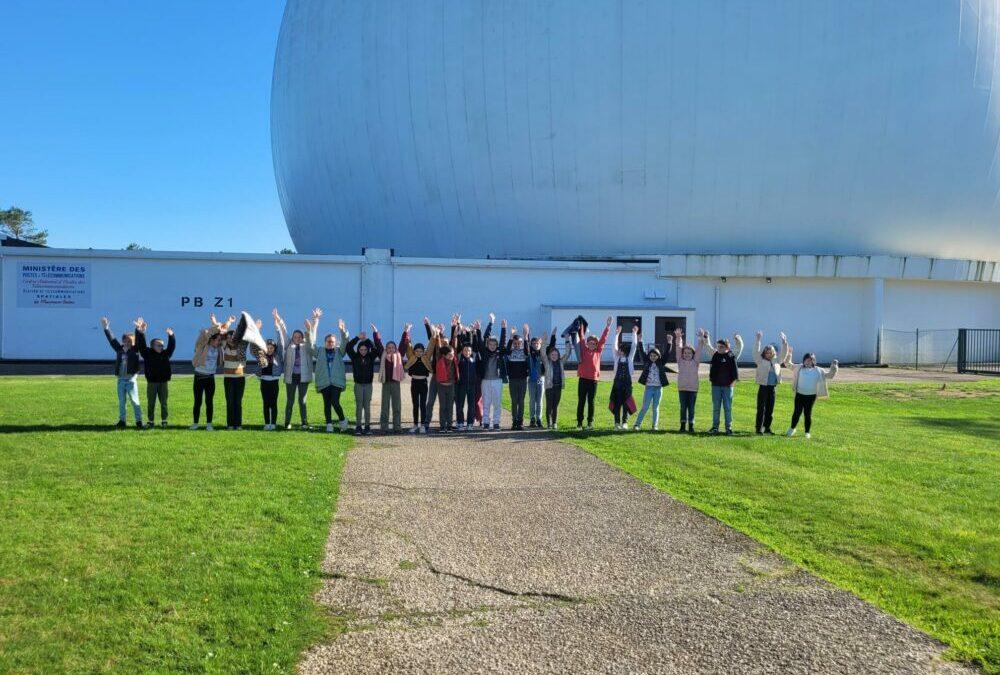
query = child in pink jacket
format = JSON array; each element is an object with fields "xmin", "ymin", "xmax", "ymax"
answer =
[{"xmin": 673, "ymin": 328, "xmax": 705, "ymax": 432}]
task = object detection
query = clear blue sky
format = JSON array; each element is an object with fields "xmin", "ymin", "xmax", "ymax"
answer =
[{"xmin": 1, "ymin": 1, "xmax": 292, "ymax": 253}]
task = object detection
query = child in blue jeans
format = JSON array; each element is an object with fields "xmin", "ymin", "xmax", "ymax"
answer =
[{"xmin": 101, "ymin": 316, "xmax": 143, "ymax": 429}]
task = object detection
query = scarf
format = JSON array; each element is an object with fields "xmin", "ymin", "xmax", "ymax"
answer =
[{"xmin": 380, "ymin": 349, "xmax": 404, "ymax": 382}]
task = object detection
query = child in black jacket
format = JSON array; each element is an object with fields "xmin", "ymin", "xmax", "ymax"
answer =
[
  {"xmin": 347, "ymin": 326, "xmax": 382, "ymax": 434},
  {"xmin": 134, "ymin": 317, "xmax": 176, "ymax": 427}
]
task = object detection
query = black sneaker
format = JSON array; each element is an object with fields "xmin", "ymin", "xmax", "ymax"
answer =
[
  {"xmin": 709, "ymin": 428, "xmax": 719, "ymax": 434},
  {"xmin": 355, "ymin": 426, "xmax": 363, "ymax": 435},
  {"xmin": 756, "ymin": 429, "xmax": 763, "ymax": 435},
  {"xmin": 161, "ymin": 421, "xmax": 168, "ymax": 428},
  {"xmin": 364, "ymin": 425, "xmax": 372, "ymax": 435},
  {"xmin": 764, "ymin": 428, "xmax": 774, "ymax": 435},
  {"xmin": 679, "ymin": 423, "xmax": 686, "ymax": 432},
  {"xmin": 725, "ymin": 428, "xmax": 734, "ymax": 436},
  {"xmin": 135, "ymin": 421, "xmax": 145, "ymax": 430},
  {"xmin": 116, "ymin": 420, "xmax": 126, "ymax": 429}
]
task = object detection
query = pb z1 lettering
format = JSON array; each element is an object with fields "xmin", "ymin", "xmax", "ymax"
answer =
[{"xmin": 180, "ymin": 296, "xmax": 233, "ymax": 308}]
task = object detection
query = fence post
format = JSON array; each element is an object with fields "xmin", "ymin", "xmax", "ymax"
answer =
[
  {"xmin": 915, "ymin": 328, "xmax": 919, "ymax": 370},
  {"xmin": 957, "ymin": 328, "xmax": 966, "ymax": 373}
]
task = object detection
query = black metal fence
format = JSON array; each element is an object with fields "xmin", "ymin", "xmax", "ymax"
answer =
[{"xmin": 957, "ymin": 329, "xmax": 1000, "ymax": 374}]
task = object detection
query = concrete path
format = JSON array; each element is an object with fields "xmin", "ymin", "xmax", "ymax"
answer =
[{"xmin": 301, "ymin": 394, "xmax": 973, "ymax": 674}]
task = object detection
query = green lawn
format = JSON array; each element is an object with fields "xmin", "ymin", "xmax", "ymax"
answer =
[
  {"xmin": 548, "ymin": 376, "xmax": 1000, "ymax": 672},
  {"xmin": 0, "ymin": 376, "xmax": 353, "ymax": 674}
]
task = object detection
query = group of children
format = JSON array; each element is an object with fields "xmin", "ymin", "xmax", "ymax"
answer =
[{"xmin": 102, "ymin": 311, "xmax": 839, "ymax": 437}]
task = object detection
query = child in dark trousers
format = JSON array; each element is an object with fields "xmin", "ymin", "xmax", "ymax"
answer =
[
  {"xmin": 134, "ymin": 318, "xmax": 175, "ymax": 427},
  {"xmin": 505, "ymin": 324, "xmax": 530, "ymax": 430}
]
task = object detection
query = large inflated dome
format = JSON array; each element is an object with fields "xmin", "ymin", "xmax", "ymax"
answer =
[{"xmin": 271, "ymin": 1, "xmax": 1000, "ymax": 260}]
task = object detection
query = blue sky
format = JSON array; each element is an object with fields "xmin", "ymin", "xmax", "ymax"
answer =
[{"xmin": 1, "ymin": 1, "xmax": 291, "ymax": 253}]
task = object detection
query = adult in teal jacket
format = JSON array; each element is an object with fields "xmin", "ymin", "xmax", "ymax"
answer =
[{"xmin": 308, "ymin": 309, "xmax": 349, "ymax": 432}]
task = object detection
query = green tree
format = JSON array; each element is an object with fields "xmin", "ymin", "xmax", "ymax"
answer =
[
  {"xmin": 275, "ymin": 247, "xmax": 296, "ymax": 254},
  {"xmin": 0, "ymin": 206, "xmax": 48, "ymax": 245},
  {"xmin": 124, "ymin": 242, "xmax": 151, "ymax": 251}
]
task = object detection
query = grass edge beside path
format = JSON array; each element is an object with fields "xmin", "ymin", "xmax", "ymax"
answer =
[
  {"xmin": 547, "ymin": 378, "xmax": 1000, "ymax": 673},
  {"xmin": 0, "ymin": 376, "xmax": 353, "ymax": 673}
]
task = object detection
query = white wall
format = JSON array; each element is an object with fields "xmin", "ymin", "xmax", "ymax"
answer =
[
  {"xmin": 678, "ymin": 277, "xmax": 871, "ymax": 363},
  {"xmin": 390, "ymin": 262, "xmax": 672, "ymax": 344},
  {"xmin": 1, "ymin": 250, "xmax": 362, "ymax": 360},
  {"xmin": 883, "ymin": 280, "xmax": 1000, "ymax": 330},
  {"xmin": 2, "ymin": 248, "xmax": 997, "ymax": 363}
]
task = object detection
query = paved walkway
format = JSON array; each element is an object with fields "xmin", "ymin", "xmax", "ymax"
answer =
[{"xmin": 301, "ymin": 391, "xmax": 973, "ymax": 674}]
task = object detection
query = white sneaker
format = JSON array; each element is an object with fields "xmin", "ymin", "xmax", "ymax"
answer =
[
  {"xmin": 632, "ymin": 425, "xmax": 639, "ymax": 431},
  {"xmin": 285, "ymin": 424, "xmax": 292, "ymax": 430},
  {"xmin": 586, "ymin": 424, "xmax": 593, "ymax": 431},
  {"xmin": 189, "ymin": 424, "xmax": 199, "ymax": 430},
  {"xmin": 418, "ymin": 426, "xmax": 427, "ymax": 434},
  {"xmin": 340, "ymin": 420, "xmax": 349, "ymax": 431},
  {"xmin": 652, "ymin": 424, "xmax": 658, "ymax": 431},
  {"xmin": 205, "ymin": 423, "xmax": 214, "ymax": 431},
  {"xmin": 408, "ymin": 425, "xmax": 419, "ymax": 434},
  {"xmin": 786, "ymin": 428, "xmax": 796, "ymax": 437},
  {"xmin": 805, "ymin": 432, "xmax": 811, "ymax": 439},
  {"xmin": 326, "ymin": 423, "xmax": 334, "ymax": 433},
  {"xmin": 614, "ymin": 424, "xmax": 621, "ymax": 430}
]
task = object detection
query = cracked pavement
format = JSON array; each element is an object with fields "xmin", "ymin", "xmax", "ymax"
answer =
[{"xmin": 300, "ymin": 401, "xmax": 974, "ymax": 674}]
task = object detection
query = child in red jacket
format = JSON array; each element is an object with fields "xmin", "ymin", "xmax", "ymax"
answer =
[{"xmin": 576, "ymin": 316, "xmax": 612, "ymax": 429}]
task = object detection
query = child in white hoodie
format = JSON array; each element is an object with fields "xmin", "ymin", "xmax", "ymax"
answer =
[{"xmin": 785, "ymin": 350, "xmax": 838, "ymax": 439}]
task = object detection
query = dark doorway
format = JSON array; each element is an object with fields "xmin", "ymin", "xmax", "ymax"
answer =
[{"xmin": 654, "ymin": 316, "xmax": 687, "ymax": 362}]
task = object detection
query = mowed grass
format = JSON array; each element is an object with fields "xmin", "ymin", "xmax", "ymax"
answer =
[
  {"xmin": 0, "ymin": 376, "xmax": 353, "ymax": 673},
  {"xmin": 547, "ymin": 376, "xmax": 999, "ymax": 671}
]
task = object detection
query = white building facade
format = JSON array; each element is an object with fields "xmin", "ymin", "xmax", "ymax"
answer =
[{"xmin": 2, "ymin": 246, "xmax": 996, "ymax": 364}]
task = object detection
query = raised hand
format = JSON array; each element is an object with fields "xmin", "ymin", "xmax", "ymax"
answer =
[
  {"xmin": 423, "ymin": 315, "xmax": 431, "ymax": 325},
  {"xmin": 605, "ymin": 316, "xmax": 613, "ymax": 327},
  {"xmin": 522, "ymin": 323, "xmax": 529, "ymax": 335},
  {"xmin": 210, "ymin": 313, "xmax": 218, "ymax": 326},
  {"xmin": 779, "ymin": 331, "xmax": 787, "ymax": 343},
  {"xmin": 272, "ymin": 307, "xmax": 280, "ymax": 319},
  {"xmin": 755, "ymin": 330, "xmax": 763, "ymax": 340},
  {"xmin": 370, "ymin": 323, "xmax": 378, "ymax": 334},
  {"xmin": 337, "ymin": 318, "xmax": 346, "ymax": 331},
  {"xmin": 227, "ymin": 315, "xmax": 236, "ymax": 326},
  {"xmin": 631, "ymin": 324, "xmax": 639, "ymax": 334},
  {"xmin": 256, "ymin": 318, "xmax": 263, "ymax": 329},
  {"xmin": 665, "ymin": 334, "xmax": 673, "ymax": 344},
  {"xmin": 165, "ymin": 327, "xmax": 174, "ymax": 336},
  {"xmin": 134, "ymin": 316, "xmax": 144, "ymax": 329},
  {"xmin": 404, "ymin": 322, "xmax": 413, "ymax": 333},
  {"xmin": 100, "ymin": 316, "xmax": 110, "ymax": 329},
  {"xmin": 488, "ymin": 312, "xmax": 496, "ymax": 324},
  {"xmin": 615, "ymin": 325, "xmax": 622, "ymax": 335},
  {"xmin": 733, "ymin": 332, "xmax": 742, "ymax": 342},
  {"xmin": 674, "ymin": 327, "xmax": 683, "ymax": 335},
  {"xmin": 358, "ymin": 331, "xmax": 368, "ymax": 341},
  {"xmin": 312, "ymin": 307, "xmax": 323, "ymax": 319},
  {"xmin": 832, "ymin": 359, "xmax": 839, "ymax": 367},
  {"xmin": 501, "ymin": 319, "xmax": 507, "ymax": 329}
]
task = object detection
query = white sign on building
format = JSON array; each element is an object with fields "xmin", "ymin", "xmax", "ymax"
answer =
[{"xmin": 17, "ymin": 261, "xmax": 91, "ymax": 309}]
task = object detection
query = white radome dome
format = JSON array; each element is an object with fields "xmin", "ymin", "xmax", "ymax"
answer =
[{"xmin": 272, "ymin": 0, "xmax": 1000, "ymax": 261}]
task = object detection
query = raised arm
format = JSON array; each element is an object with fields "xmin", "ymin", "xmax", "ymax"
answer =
[
  {"xmin": 825, "ymin": 359, "xmax": 839, "ymax": 379},
  {"xmin": 135, "ymin": 322, "xmax": 150, "ymax": 357},
  {"xmin": 778, "ymin": 332, "xmax": 789, "ymax": 365},
  {"xmin": 371, "ymin": 325, "xmax": 384, "ymax": 356},
  {"xmin": 399, "ymin": 323, "xmax": 411, "ymax": 357},
  {"xmin": 753, "ymin": 331, "xmax": 763, "ymax": 365},
  {"xmin": 628, "ymin": 328, "xmax": 639, "ymax": 362},
  {"xmin": 700, "ymin": 329, "xmax": 716, "ymax": 356},
  {"xmin": 100, "ymin": 317, "xmax": 121, "ymax": 353},
  {"xmin": 596, "ymin": 316, "xmax": 612, "ymax": 351},
  {"xmin": 345, "ymin": 335, "xmax": 360, "ymax": 359},
  {"xmin": 732, "ymin": 333, "xmax": 744, "ymax": 360}
]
